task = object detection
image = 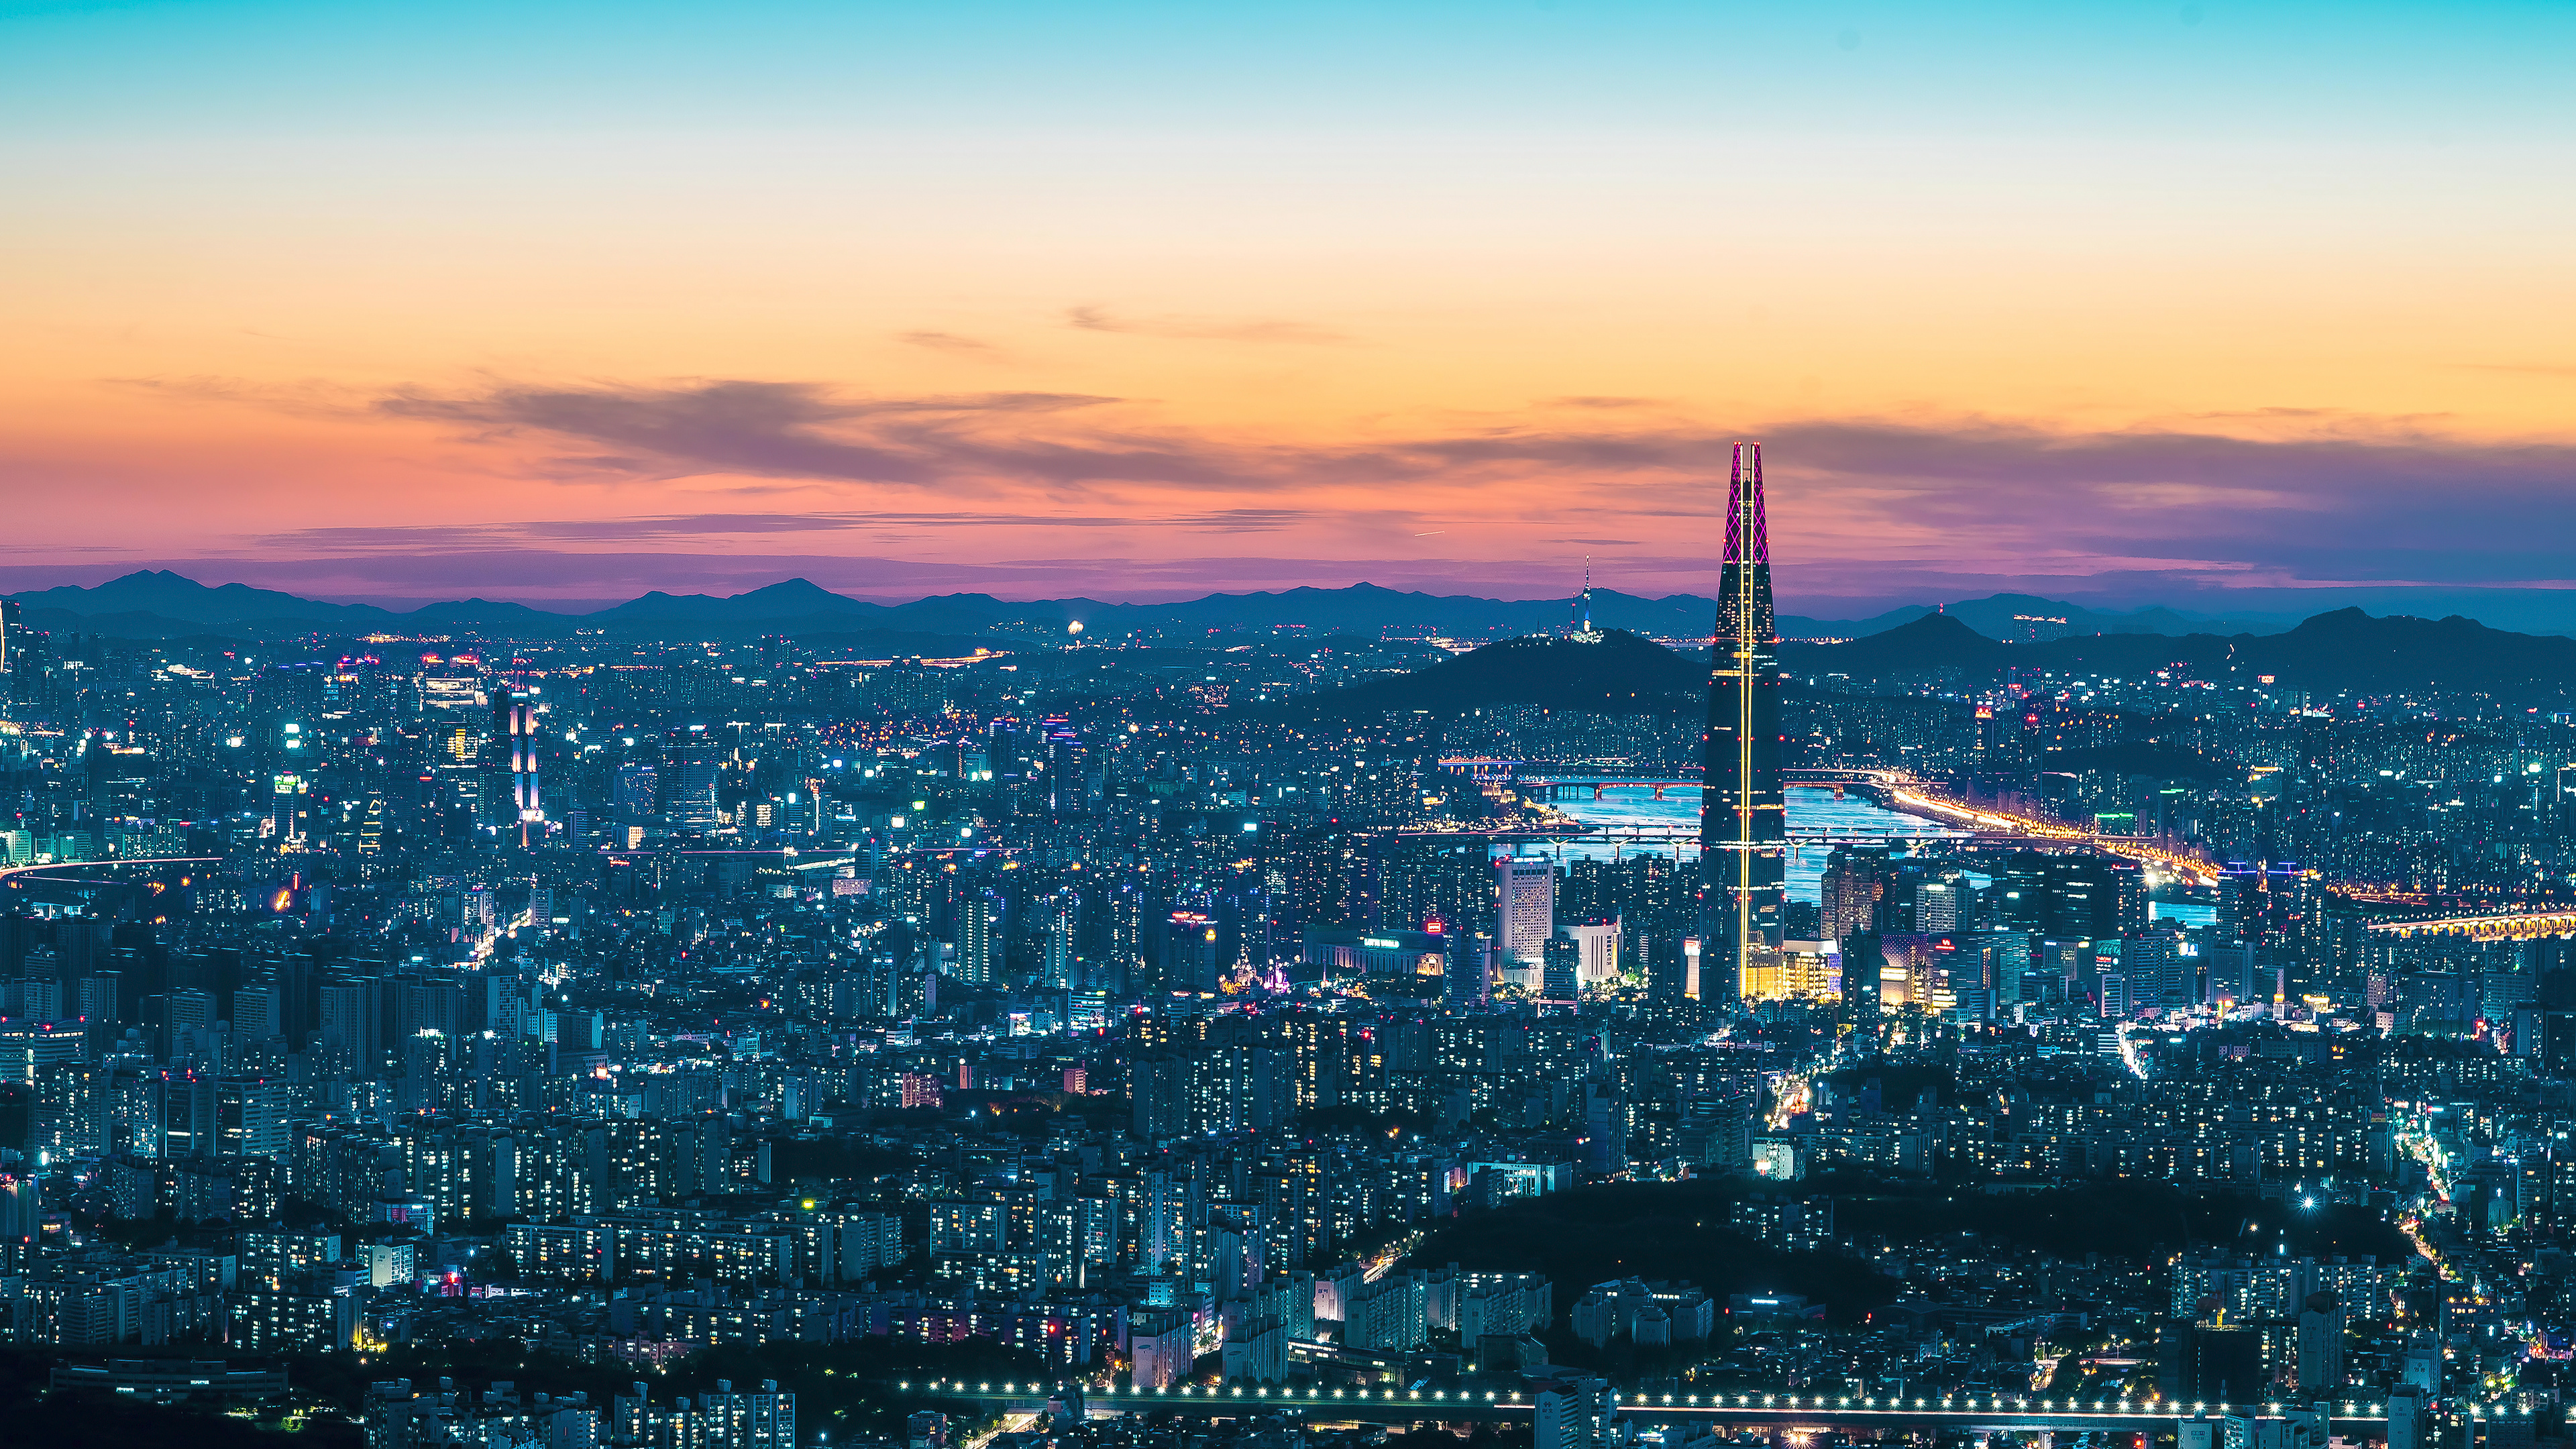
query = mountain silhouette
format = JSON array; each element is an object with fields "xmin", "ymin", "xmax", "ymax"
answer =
[{"xmin": 1289, "ymin": 630, "xmax": 1703, "ymax": 716}]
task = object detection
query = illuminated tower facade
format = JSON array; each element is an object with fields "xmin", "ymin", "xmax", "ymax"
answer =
[
  {"xmin": 492, "ymin": 690, "xmax": 544, "ymax": 846},
  {"xmin": 1699, "ymin": 441, "xmax": 1784, "ymax": 1004}
]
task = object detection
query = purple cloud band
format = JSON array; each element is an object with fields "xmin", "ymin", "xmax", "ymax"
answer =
[{"xmin": 26, "ymin": 376, "xmax": 2576, "ymax": 611}]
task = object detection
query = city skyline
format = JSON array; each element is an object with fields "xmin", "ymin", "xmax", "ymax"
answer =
[{"xmin": 9, "ymin": 6, "xmax": 2576, "ymax": 1449}]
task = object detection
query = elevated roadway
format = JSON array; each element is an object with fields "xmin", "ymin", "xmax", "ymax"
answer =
[
  {"xmin": 0, "ymin": 855, "xmax": 219, "ymax": 884},
  {"xmin": 2364, "ymin": 911, "xmax": 2576, "ymax": 941}
]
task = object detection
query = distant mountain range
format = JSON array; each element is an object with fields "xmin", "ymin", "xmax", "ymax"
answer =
[
  {"xmin": 10, "ymin": 570, "xmax": 2567, "ymax": 698},
  {"xmin": 1787, "ymin": 608, "xmax": 2576, "ymax": 696},
  {"xmin": 1282, "ymin": 608, "xmax": 2576, "ymax": 716},
  {"xmin": 1782, "ymin": 593, "xmax": 2302, "ymax": 643},
  {"xmin": 4, "ymin": 570, "xmax": 2319, "ymax": 647}
]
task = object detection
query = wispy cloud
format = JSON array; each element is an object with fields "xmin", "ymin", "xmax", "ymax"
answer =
[
  {"xmin": 1753, "ymin": 415, "xmax": 2576, "ymax": 586},
  {"xmin": 372, "ymin": 379, "xmax": 1259, "ymax": 492},
  {"xmin": 372, "ymin": 382, "xmax": 2576, "ymax": 584},
  {"xmin": 107, "ymin": 374, "xmax": 374, "ymax": 420},
  {"xmin": 251, "ymin": 505, "xmax": 1318, "ymax": 552},
  {"xmin": 1173, "ymin": 508, "xmax": 1307, "ymax": 532},
  {"xmin": 109, "ymin": 371, "xmax": 2576, "ymax": 600},
  {"xmin": 898, "ymin": 330, "xmax": 1010, "ymax": 359},
  {"xmin": 1063, "ymin": 305, "xmax": 1348, "ymax": 345}
]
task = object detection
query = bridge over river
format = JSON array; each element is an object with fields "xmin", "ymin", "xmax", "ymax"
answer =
[{"xmin": 900, "ymin": 1378, "xmax": 2443, "ymax": 1443}]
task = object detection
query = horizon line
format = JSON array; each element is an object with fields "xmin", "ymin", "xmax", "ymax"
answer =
[{"xmin": 9, "ymin": 566, "xmax": 2575, "ymax": 628}]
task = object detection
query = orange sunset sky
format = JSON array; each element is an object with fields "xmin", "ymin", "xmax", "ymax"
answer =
[{"xmin": 7, "ymin": 1, "xmax": 2575, "ymax": 618}]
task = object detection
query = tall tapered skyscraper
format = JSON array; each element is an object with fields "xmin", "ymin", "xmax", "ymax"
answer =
[{"xmin": 1699, "ymin": 441, "xmax": 1784, "ymax": 1004}]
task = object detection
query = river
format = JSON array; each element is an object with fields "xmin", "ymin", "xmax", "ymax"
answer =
[{"xmin": 1524, "ymin": 782, "xmax": 1964, "ymax": 905}]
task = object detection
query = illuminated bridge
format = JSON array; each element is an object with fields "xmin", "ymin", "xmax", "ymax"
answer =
[
  {"xmin": 0, "ymin": 855, "xmax": 220, "ymax": 885},
  {"xmin": 1375, "ymin": 826, "xmax": 2003, "ymax": 847},
  {"xmin": 2365, "ymin": 911, "xmax": 2576, "ymax": 941},
  {"xmin": 1516, "ymin": 771, "xmax": 1885, "ymax": 802},
  {"xmin": 901, "ymin": 1378, "xmax": 2423, "ymax": 1440}
]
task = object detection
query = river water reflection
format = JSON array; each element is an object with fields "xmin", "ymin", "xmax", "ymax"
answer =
[{"xmin": 1531, "ymin": 782, "xmax": 1964, "ymax": 905}]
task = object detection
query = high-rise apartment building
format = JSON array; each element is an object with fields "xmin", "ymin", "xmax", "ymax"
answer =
[
  {"xmin": 959, "ymin": 890, "xmax": 1002, "ymax": 985},
  {"xmin": 1042, "ymin": 891, "xmax": 1078, "ymax": 988},
  {"xmin": 218, "ymin": 1077, "xmax": 288, "ymax": 1159}
]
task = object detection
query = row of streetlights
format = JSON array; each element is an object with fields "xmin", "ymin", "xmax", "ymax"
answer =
[{"xmin": 901, "ymin": 1381, "xmax": 2430, "ymax": 1418}]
